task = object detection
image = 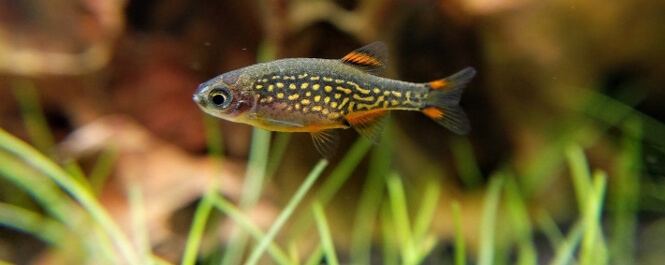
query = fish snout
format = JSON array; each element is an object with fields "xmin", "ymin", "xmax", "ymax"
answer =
[
  {"xmin": 193, "ymin": 84, "xmax": 210, "ymax": 106},
  {"xmin": 193, "ymin": 93, "xmax": 209, "ymax": 109}
]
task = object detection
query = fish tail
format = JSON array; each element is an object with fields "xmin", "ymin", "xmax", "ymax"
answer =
[{"xmin": 422, "ymin": 67, "xmax": 476, "ymax": 135}]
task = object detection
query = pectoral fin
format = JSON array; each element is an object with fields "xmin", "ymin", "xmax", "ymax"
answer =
[
  {"xmin": 345, "ymin": 110, "xmax": 390, "ymax": 144},
  {"xmin": 310, "ymin": 130, "xmax": 340, "ymax": 158},
  {"xmin": 255, "ymin": 116, "xmax": 305, "ymax": 128}
]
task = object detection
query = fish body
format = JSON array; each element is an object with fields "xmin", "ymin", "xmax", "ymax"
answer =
[{"xmin": 193, "ymin": 42, "xmax": 476, "ymax": 157}]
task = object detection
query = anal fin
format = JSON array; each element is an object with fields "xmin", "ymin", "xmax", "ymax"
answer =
[
  {"xmin": 310, "ymin": 130, "xmax": 340, "ymax": 158},
  {"xmin": 345, "ymin": 110, "xmax": 390, "ymax": 144}
]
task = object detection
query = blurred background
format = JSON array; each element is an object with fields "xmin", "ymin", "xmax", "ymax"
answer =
[{"xmin": 1, "ymin": 0, "xmax": 665, "ymax": 264}]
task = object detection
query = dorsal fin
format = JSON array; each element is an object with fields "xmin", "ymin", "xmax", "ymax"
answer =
[{"xmin": 340, "ymin": 41, "xmax": 388, "ymax": 76}]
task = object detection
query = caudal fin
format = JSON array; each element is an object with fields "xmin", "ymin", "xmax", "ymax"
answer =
[{"xmin": 422, "ymin": 67, "xmax": 476, "ymax": 135}]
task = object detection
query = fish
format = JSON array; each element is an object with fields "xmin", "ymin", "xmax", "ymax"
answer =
[{"xmin": 193, "ymin": 41, "xmax": 476, "ymax": 158}]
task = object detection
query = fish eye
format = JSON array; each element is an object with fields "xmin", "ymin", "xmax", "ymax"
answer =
[{"xmin": 209, "ymin": 88, "xmax": 233, "ymax": 109}]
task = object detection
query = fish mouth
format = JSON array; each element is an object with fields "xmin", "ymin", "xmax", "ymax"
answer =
[
  {"xmin": 192, "ymin": 93, "xmax": 204, "ymax": 105},
  {"xmin": 193, "ymin": 84, "xmax": 210, "ymax": 106}
]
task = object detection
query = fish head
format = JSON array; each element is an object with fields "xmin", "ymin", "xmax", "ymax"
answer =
[{"xmin": 193, "ymin": 69, "xmax": 255, "ymax": 122}]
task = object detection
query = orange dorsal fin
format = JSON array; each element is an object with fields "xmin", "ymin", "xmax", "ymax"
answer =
[
  {"xmin": 345, "ymin": 109, "xmax": 390, "ymax": 144},
  {"xmin": 340, "ymin": 42, "xmax": 388, "ymax": 76}
]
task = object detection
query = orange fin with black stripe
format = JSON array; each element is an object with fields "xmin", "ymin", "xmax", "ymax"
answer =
[
  {"xmin": 345, "ymin": 109, "xmax": 390, "ymax": 144},
  {"xmin": 340, "ymin": 41, "xmax": 387, "ymax": 76},
  {"xmin": 423, "ymin": 67, "xmax": 476, "ymax": 135}
]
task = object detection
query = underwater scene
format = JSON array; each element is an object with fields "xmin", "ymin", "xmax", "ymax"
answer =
[{"xmin": 1, "ymin": 0, "xmax": 664, "ymax": 264}]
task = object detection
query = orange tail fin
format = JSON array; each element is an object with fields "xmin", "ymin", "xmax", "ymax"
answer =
[{"xmin": 422, "ymin": 67, "xmax": 476, "ymax": 135}]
